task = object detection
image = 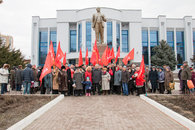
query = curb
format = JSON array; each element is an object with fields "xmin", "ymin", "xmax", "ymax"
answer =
[
  {"xmin": 140, "ymin": 95, "xmax": 195, "ymax": 130},
  {"xmin": 7, "ymin": 95, "xmax": 64, "ymax": 130}
]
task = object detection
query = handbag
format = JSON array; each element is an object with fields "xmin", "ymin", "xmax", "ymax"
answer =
[
  {"xmin": 187, "ymin": 80, "xmax": 195, "ymax": 89},
  {"xmin": 72, "ymin": 83, "xmax": 76, "ymax": 88},
  {"xmin": 147, "ymin": 81, "xmax": 152, "ymax": 89},
  {"xmin": 169, "ymin": 82, "xmax": 175, "ymax": 90}
]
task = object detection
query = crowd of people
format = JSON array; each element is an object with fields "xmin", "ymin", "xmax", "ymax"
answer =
[{"xmin": 0, "ymin": 61, "xmax": 194, "ymax": 96}]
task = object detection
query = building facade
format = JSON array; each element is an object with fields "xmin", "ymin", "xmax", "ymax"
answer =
[
  {"xmin": 0, "ymin": 34, "xmax": 13, "ymax": 49},
  {"xmin": 31, "ymin": 7, "xmax": 195, "ymax": 68}
]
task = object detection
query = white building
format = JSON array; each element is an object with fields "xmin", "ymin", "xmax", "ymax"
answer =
[{"xmin": 31, "ymin": 7, "xmax": 195, "ymax": 68}]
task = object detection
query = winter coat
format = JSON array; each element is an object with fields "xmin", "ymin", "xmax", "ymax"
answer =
[
  {"xmin": 132, "ymin": 71, "xmax": 144, "ymax": 86},
  {"xmin": 44, "ymin": 73, "xmax": 52, "ymax": 89},
  {"xmin": 22, "ymin": 64, "xmax": 34, "ymax": 83},
  {"xmin": 0, "ymin": 68, "xmax": 9, "ymax": 84},
  {"xmin": 121, "ymin": 70, "xmax": 129, "ymax": 83},
  {"xmin": 191, "ymin": 72, "xmax": 195, "ymax": 86},
  {"xmin": 32, "ymin": 69, "xmax": 38, "ymax": 82},
  {"xmin": 108, "ymin": 68, "xmax": 114, "ymax": 83},
  {"xmin": 58, "ymin": 71, "xmax": 68, "ymax": 91},
  {"xmin": 149, "ymin": 70, "xmax": 158, "ymax": 83},
  {"xmin": 83, "ymin": 81, "xmax": 92, "ymax": 90},
  {"xmin": 66, "ymin": 68, "xmax": 72, "ymax": 82},
  {"xmin": 178, "ymin": 69, "xmax": 182, "ymax": 80},
  {"xmin": 10, "ymin": 69, "xmax": 15, "ymax": 86},
  {"xmin": 165, "ymin": 71, "xmax": 174, "ymax": 91},
  {"xmin": 181, "ymin": 66, "xmax": 192, "ymax": 80},
  {"xmin": 85, "ymin": 71, "xmax": 92, "ymax": 82},
  {"xmin": 158, "ymin": 71, "xmax": 165, "ymax": 83},
  {"xmin": 114, "ymin": 70, "xmax": 121, "ymax": 86},
  {"xmin": 52, "ymin": 69, "xmax": 59, "ymax": 90},
  {"xmin": 73, "ymin": 71, "xmax": 84, "ymax": 90},
  {"xmin": 102, "ymin": 72, "xmax": 111, "ymax": 90},
  {"xmin": 15, "ymin": 69, "xmax": 23, "ymax": 85},
  {"xmin": 144, "ymin": 70, "xmax": 149, "ymax": 82},
  {"xmin": 92, "ymin": 69, "xmax": 102, "ymax": 84}
]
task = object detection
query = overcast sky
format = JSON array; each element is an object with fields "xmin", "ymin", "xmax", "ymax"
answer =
[{"xmin": 0, "ymin": 0, "xmax": 195, "ymax": 59}]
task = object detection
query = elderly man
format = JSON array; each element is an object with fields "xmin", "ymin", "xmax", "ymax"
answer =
[
  {"xmin": 181, "ymin": 61, "xmax": 192, "ymax": 94},
  {"xmin": 0, "ymin": 64, "xmax": 10, "ymax": 94},
  {"xmin": 92, "ymin": 64, "xmax": 102, "ymax": 95}
]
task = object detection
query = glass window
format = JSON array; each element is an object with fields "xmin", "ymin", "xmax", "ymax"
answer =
[
  {"xmin": 50, "ymin": 31, "xmax": 57, "ymax": 54},
  {"xmin": 167, "ymin": 31, "xmax": 174, "ymax": 50},
  {"xmin": 70, "ymin": 30, "xmax": 76, "ymax": 52},
  {"xmin": 116, "ymin": 23, "xmax": 120, "ymax": 50},
  {"xmin": 107, "ymin": 22, "xmax": 112, "ymax": 48},
  {"xmin": 193, "ymin": 31, "xmax": 195, "ymax": 55},
  {"xmin": 39, "ymin": 31, "xmax": 48, "ymax": 66},
  {"xmin": 86, "ymin": 22, "xmax": 91, "ymax": 51},
  {"xmin": 78, "ymin": 24, "xmax": 82, "ymax": 51},
  {"xmin": 176, "ymin": 31, "xmax": 185, "ymax": 67},
  {"xmin": 122, "ymin": 30, "xmax": 129, "ymax": 52},
  {"xmin": 69, "ymin": 59, "xmax": 76, "ymax": 65},
  {"xmin": 150, "ymin": 30, "xmax": 159, "ymax": 56},
  {"xmin": 142, "ymin": 30, "xmax": 149, "ymax": 65}
]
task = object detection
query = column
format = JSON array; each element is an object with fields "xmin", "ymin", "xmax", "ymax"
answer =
[
  {"xmin": 129, "ymin": 22, "xmax": 142, "ymax": 62},
  {"xmin": 82, "ymin": 21, "xmax": 86, "ymax": 52},
  {"xmin": 112, "ymin": 20, "xmax": 117, "ymax": 52},
  {"xmin": 184, "ymin": 16, "xmax": 193, "ymax": 65},
  {"xmin": 104, "ymin": 21, "xmax": 107, "ymax": 44},
  {"xmin": 158, "ymin": 15, "xmax": 167, "ymax": 41},
  {"xmin": 120, "ymin": 22, "xmax": 122, "ymax": 52},
  {"xmin": 148, "ymin": 28, "xmax": 151, "ymax": 68}
]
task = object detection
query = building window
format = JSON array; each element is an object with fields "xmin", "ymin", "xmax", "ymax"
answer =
[
  {"xmin": 39, "ymin": 31, "xmax": 48, "ymax": 66},
  {"xmin": 122, "ymin": 30, "xmax": 129, "ymax": 52},
  {"xmin": 176, "ymin": 31, "xmax": 185, "ymax": 67},
  {"xmin": 193, "ymin": 31, "xmax": 195, "ymax": 55},
  {"xmin": 142, "ymin": 30, "xmax": 149, "ymax": 65},
  {"xmin": 167, "ymin": 31, "xmax": 174, "ymax": 50},
  {"xmin": 107, "ymin": 22, "xmax": 112, "ymax": 48},
  {"xmin": 86, "ymin": 22, "xmax": 91, "ymax": 51},
  {"xmin": 78, "ymin": 23, "xmax": 82, "ymax": 51},
  {"xmin": 50, "ymin": 31, "xmax": 57, "ymax": 53},
  {"xmin": 70, "ymin": 30, "xmax": 76, "ymax": 52},
  {"xmin": 150, "ymin": 30, "xmax": 159, "ymax": 56},
  {"xmin": 69, "ymin": 59, "xmax": 76, "ymax": 65},
  {"xmin": 116, "ymin": 23, "xmax": 120, "ymax": 50}
]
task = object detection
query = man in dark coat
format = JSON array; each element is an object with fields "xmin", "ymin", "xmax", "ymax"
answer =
[
  {"xmin": 92, "ymin": 64, "xmax": 102, "ymax": 95},
  {"xmin": 22, "ymin": 64, "xmax": 34, "ymax": 94},
  {"xmin": 149, "ymin": 66, "xmax": 158, "ymax": 93},
  {"xmin": 58, "ymin": 66, "xmax": 68, "ymax": 96},
  {"xmin": 15, "ymin": 65, "xmax": 23, "ymax": 91},
  {"xmin": 121, "ymin": 66, "xmax": 129, "ymax": 96},
  {"xmin": 65, "ymin": 63, "xmax": 72, "ymax": 96},
  {"xmin": 181, "ymin": 61, "xmax": 192, "ymax": 94}
]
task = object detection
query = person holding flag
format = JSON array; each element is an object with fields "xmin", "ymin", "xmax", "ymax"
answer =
[{"xmin": 132, "ymin": 57, "xmax": 145, "ymax": 96}]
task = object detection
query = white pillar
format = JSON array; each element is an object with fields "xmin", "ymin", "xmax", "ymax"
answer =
[
  {"xmin": 120, "ymin": 22, "xmax": 122, "ymax": 53},
  {"xmin": 184, "ymin": 16, "xmax": 193, "ymax": 66},
  {"xmin": 129, "ymin": 22, "xmax": 142, "ymax": 63},
  {"xmin": 82, "ymin": 21, "xmax": 86, "ymax": 52},
  {"xmin": 104, "ymin": 21, "xmax": 107, "ymax": 44},
  {"xmin": 158, "ymin": 15, "xmax": 167, "ymax": 41}
]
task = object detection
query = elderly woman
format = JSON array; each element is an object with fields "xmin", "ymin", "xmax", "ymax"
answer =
[
  {"xmin": 0, "ymin": 64, "xmax": 10, "ymax": 94},
  {"xmin": 165, "ymin": 67, "xmax": 174, "ymax": 94},
  {"xmin": 73, "ymin": 67, "xmax": 84, "ymax": 96},
  {"xmin": 52, "ymin": 67, "xmax": 59, "ymax": 94},
  {"xmin": 58, "ymin": 66, "xmax": 68, "ymax": 96},
  {"xmin": 102, "ymin": 67, "xmax": 110, "ymax": 95}
]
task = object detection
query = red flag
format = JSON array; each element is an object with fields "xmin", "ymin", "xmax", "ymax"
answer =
[
  {"xmin": 78, "ymin": 48, "xmax": 83, "ymax": 66},
  {"xmin": 102, "ymin": 46, "xmax": 109, "ymax": 66},
  {"xmin": 122, "ymin": 48, "xmax": 134, "ymax": 65},
  {"xmin": 90, "ymin": 40, "xmax": 99, "ymax": 65},
  {"xmin": 115, "ymin": 46, "xmax": 120, "ymax": 63},
  {"xmin": 39, "ymin": 52, "xmax": 52, "ymax": 83},
  {"xmin": 108, "ymin": 47, "xmax": 115, "ymax": 63},
  {"xmin": 107, "ymin": 48, "xmax": 110, "ymax": 63},
  {"xmin": 48, "ymin": 41, "xmax": 55, "ymax": 65},
  {"xmin": 85, "ymin": 48, "xmax": 89, "ymax": 65},
  {"xmin": 137, "ymin": 56, "xmax": 145, "ymax": 82},
  {"xmin": 63, "ymin": 52, "xmax": 66, "ymax": 66},
  {"xmin": 55, "ymin": 42, "xmax": 64, "ymax": 69}
]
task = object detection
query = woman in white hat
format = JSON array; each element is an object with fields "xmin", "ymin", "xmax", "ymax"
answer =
[{"xmin": 0, "ymin": 64, "xmax": 10, "ymax": 94}]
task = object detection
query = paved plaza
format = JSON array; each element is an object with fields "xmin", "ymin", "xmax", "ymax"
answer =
[{"xmin": 25, "ymin": 95, "xmax": 186, "ymax": 130}]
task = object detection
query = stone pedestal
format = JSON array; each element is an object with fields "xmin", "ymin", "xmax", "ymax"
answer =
[{"xmin": 97, "ymin": 44, "xmax": 107, "ymax": 57}]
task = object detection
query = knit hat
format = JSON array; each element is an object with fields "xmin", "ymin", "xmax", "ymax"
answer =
[
  {"xmin": 86, "ymin": 77, "xmax": 90, "ymax": 81},
  {"xmin": 61, "ymin": 66, "xmax": 65, "ymax": 70}
]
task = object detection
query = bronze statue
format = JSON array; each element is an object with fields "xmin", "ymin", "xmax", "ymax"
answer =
[{"xmin": 92, "ymin": 7, "xmax": 106, "ymax": 44}]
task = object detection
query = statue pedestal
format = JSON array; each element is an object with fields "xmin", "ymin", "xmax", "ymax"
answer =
[{"xmin": 97, "ymin": 44, "xmax": 107, "ymax": 57}]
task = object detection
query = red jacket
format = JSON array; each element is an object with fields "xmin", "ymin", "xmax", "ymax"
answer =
[
  {"xmin": 132, "ymin": 71, "xmax": 144, "ymax": 86},
  {"xmin": 85, "ymin": 71, "xmax": 92, "ymax": 82},
  {"xmin": 71, "ymin": 69, "xmax": 74, "ymax": 79}
]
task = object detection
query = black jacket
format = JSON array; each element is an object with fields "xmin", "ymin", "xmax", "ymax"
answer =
[
  {"xmin": 149, "ymin": 70, "xmax": 158, "ymax": 82},
  {"xmin": 92, "ymin": 68, "xmax": 102, "ymax": 84}
]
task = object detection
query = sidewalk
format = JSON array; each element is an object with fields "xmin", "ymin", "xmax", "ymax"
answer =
[{"xmin": 25, "ymin": 95, "xmax": 187, "ymax": 130}]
